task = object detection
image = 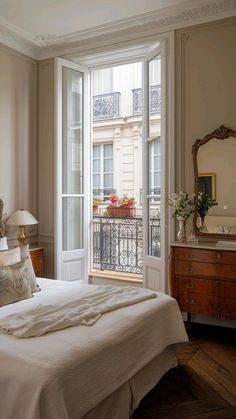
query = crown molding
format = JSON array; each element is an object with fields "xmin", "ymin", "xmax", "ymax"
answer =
[
  {"xmin": 0, "ymin": 18, "xmax": 39, "ymax": 59},
  {"xmin": 0, "ymin": 0, "xmax": 235, "ymax": 60}
]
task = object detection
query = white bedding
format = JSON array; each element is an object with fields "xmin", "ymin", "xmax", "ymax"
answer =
[
  {"xmin": 0, "ymin": 279, "xmax": 188, "ymax": 419},
  {"xmin": 1, "ymin": 284, "xmax": 157, "ymax": 338}
]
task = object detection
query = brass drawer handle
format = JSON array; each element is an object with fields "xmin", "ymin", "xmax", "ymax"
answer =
[
  {"xmin": 186, "ymin": 283, "xmax": 194, "ymax": 289},
  {"xmin": 216, "ymin": 253, "xmax": 221, "ymax": 261}
]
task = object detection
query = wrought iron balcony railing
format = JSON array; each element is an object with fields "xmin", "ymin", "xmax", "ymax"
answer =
[
  {"xmin": 93, "ymin": 92, "xmax": 121, "ymax": 121},
  {"xmin": 93, "ymin": 215, "xmax": 160, "ymax": 274},
  {"xmin": 132, "ymin": 85, "xmax": 161, "ymax": 115}
]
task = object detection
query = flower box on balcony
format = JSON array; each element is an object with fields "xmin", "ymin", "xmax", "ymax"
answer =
[{"xmin": 107, "ymin": 207, "xmax": 136, "ymax": 218}]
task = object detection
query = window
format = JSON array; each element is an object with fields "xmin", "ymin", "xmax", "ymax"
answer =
[{"xmin": 93, "ymin": 143, "xmax": 114, "ymax": 201}]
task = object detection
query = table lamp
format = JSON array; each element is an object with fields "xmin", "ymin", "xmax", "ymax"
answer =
[{"xmin": 7, "ymin": 209, "xmax": 38, "ymax": 246}]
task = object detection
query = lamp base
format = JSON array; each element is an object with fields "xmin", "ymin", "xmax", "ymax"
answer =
[{"xmin": 18, "ymin": 225, "xmax": 27, "ymax": 247}]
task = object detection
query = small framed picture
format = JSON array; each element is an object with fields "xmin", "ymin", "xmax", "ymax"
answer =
[{"xmin": 198, "ymin": 173, "xmax": 216, "ymax": 199}]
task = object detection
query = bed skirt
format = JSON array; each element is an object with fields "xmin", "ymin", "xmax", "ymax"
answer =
[{"xmin": 84, "ymin": 344, "xmax": 179, "ymax": 419}]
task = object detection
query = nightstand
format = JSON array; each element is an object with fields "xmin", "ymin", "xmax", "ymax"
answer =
[{"xmin": 30, "ymin": 247, "xmax": 44, "ymax": 277}]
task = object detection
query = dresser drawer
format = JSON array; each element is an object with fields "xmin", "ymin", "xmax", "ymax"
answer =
[
  {"xmin": 176, "ymin": 291, "xmax": 236, "ymax": 319},
  {"xmin": 221, "ymin": 281, "xmax": 236, "ymax": 299},
  {"xmin": 175, "ymin": 260, "xmax": 236, "ymax": 281},
  {"xmin": 221, "ymin": 298, "xmax": 236, "ymax": 320},
  {"xmin": 175, "ymin": 247, "xmax": 236, "ymax": 265},
  {"xmin": 176, "ymin": 291, "xmax": 220, "ymax": 316},
  {"xmin": 175, "ymin": 275, "xmax": 220, "ymax": 296}
]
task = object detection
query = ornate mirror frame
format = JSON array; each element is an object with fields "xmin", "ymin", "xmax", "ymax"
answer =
[{"xmin": 192, "ymin": 125, "xmax": 236, "ymax": 239}]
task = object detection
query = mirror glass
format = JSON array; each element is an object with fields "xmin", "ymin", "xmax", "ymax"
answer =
[
  {"xmin": 197, "ymin": 137, "xmax": 236, "ymax": 234},
  {"xmin": 196, "ymin": 135, "xmax": 236, "ymax": 235}
]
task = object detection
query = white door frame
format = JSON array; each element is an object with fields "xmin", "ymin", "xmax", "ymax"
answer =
[
  {"xmin": 62, "ymin": 32, "xmax": 175, "ymax": 290},
  {"xmin": 142, "ymin": 35, "xmax": 174, "ymax": 291}
]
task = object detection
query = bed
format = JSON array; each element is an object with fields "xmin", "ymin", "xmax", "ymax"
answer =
[{"xmin": 0, "ymin": 278, "xmax": 188, "ymax": 419}]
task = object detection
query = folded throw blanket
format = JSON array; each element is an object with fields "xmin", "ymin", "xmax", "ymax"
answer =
[{"xmin": 1, "ymin": 284, "xmax": 157, "ymax": 338}]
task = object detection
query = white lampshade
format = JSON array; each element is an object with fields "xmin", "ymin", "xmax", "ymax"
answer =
[{"xmin": 7, "ymin": 209, "xmax": 38, "ymax": 226}]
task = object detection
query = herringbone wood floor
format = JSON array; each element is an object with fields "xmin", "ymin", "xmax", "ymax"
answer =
[{"xmin": 132, "ymin": 323, "xmax": 236, "ymax": 419}]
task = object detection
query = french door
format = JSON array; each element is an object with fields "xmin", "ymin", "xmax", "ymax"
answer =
[
  {"xmin": 55, "ymin": 58, "xmax": 90, "ymax": 281},
  {"xmin": 55, "ymin": 35, "xmax": 173, "ymax": 287},
  {"xmin": 142, "ymin": 40, "xmax": 171, "ymax": 293}
]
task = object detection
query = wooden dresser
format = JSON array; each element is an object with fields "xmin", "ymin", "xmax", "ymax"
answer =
[
  {"xmin": 30, "ymin": 247, "xmax": 44, "ymax": 277},
  {"xmin": 170, "ymin": 243, "xmax": 236, "ymax": 321}
]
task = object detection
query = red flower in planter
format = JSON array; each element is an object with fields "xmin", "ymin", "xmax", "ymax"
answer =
[
  {"xmin": 107, "ymin": 194, "xmax": 136, "ymax": 217},
  {"xmin": 109, "ymin": 194, "xmax": 119, "ymax": 205},
  {"xmin": 108, "ymin": 194, "xmax": 136, "ymax": 208}
]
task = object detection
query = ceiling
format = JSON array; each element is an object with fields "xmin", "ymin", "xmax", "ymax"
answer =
[
  {"xmin": 0, "ymin": 0, "xmax": 235, "ymax": 58},
  {"xmin": 0, "ymin": 0, "xmax": 190, "ymax": 41}
]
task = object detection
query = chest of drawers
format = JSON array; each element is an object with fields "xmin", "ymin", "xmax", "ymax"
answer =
[
  {"xmin": 169, "ymin": 244, "xmax": 236, "ymax": 320},
  {"xmin": 30, "ymin": 247, "xmax": 44, "ymax": 277}
]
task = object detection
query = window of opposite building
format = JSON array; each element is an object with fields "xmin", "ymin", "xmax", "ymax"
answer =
[
  {"xmin": 149, "ymin": 137, "xmax": 161, "ymax": 202},
  {"xmin": 93, "ymin": 143, "xmax": 113, "ymax": 201}
]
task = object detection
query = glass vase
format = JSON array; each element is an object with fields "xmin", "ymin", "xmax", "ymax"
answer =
[
  {"xmin": 177, "ymin": 219, "xmax": 186, "ymax": 242},
  {"xmin": 199, "ymin": 214, "xmax": 208, "ymax": 232}
]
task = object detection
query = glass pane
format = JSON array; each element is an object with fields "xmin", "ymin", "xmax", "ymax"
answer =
[
  {"xmin": 93, "ymin": 145, "xmax": 100, "ymax": 158},
  {"xmin": 93, "ymin": 158, "xmax": 100, "ymax": 172},
  {"xmin": 62, "ymin": 197, "xmax": 83, "ymax": 250},
  {"xmin": 154, "ymin": 156, "xmax": 160, "ymax": 170},
  {"xmin": 93, "ymin": 174, "xmax": 100, "ymax": 189},
  {"xmin": 154, "ymin": 172, "xmax": 161, "ymax": 186},
  {"xmin": 104, "ymin": 144, "xmax": 113, "ymax": 157},
  {"xmin": 148, "ymin": 141, "xmax": 153, "ymax": 193},
  {"xmin": 62, "ymin": 67, "xmax": 83, "ymax": 194},
  {"xmin": 149, "ymin": 56, "xmax": 161, "ymax": 139},
  {"xmin": 148, "ymin": 55, "xmax": 161, "ymax": 257},
  {"xmin": 104, "ymin": 158, "xmax": 113, "ymax": 172},
  {"xmin": 148, "ymin": 198, "xmax": 161, "ymax": 257},
  {"xmin": 154, "ymin": 138, "xmax": 160, "ymax": 154},
  {"xmin": 104, "ymin": 173, "xmax": 113, "ymax": 187}
]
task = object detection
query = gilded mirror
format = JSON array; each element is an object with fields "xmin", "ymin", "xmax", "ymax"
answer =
[{"xmin": 192, "ymin": 125, "xmax": 236, "ymax": 239}]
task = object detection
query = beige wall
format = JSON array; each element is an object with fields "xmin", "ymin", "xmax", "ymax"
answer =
[
  {"xmin": 175, "ymin": 18, "xmax": 236, "ymax": 200},
  {"xmin": 38, "ymin": 59, "xmax": 55, "ymax": 278},
  {"xmin": 1, "ymin": 16, "xmax": 236, "ymax": 279},
  {"xmin": 36, "ymin": 16, "xmax": 236, "ymax": 278},
  {"xmin": 0, "ymin": 44, "xmax": 37, "ymax": 245}
]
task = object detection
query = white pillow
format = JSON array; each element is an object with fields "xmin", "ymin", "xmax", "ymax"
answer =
[
  {"xmin": 0, "ymin": 237, "xmax": 8, "ymax": 251},
  {"xmin": 0, "ymin": 247, "xmax": 20, "ymax": 267}
]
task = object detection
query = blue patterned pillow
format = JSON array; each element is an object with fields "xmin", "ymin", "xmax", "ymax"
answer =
[{"xmin": 0, "ymin": 258, "xmax": 32, "ymax": 307}]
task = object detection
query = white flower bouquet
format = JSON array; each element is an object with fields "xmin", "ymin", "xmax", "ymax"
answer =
[{"xmin": 168, "ymin": 191, "xmax": 195, "ymax": 221}]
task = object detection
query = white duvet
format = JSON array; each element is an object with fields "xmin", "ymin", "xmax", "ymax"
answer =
[
  {"xmin": 1, "ymin": 284, "xmax": 157, "ymax": 338},
  {"xmin": 0, "ymin": 279, "xmax": 188, "ymax": 419}
]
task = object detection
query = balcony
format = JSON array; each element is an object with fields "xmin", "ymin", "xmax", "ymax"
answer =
[
  {"xmin": 132, "ymin": 85, "xmax": 161, "ymax": 115},
  {"xmin": 93, "ymin": 215, "xmax": 161, "ymax": 274},
  {"xmin": 93, "ymin": 92, "xmax": 121, "ymax": 121}
]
